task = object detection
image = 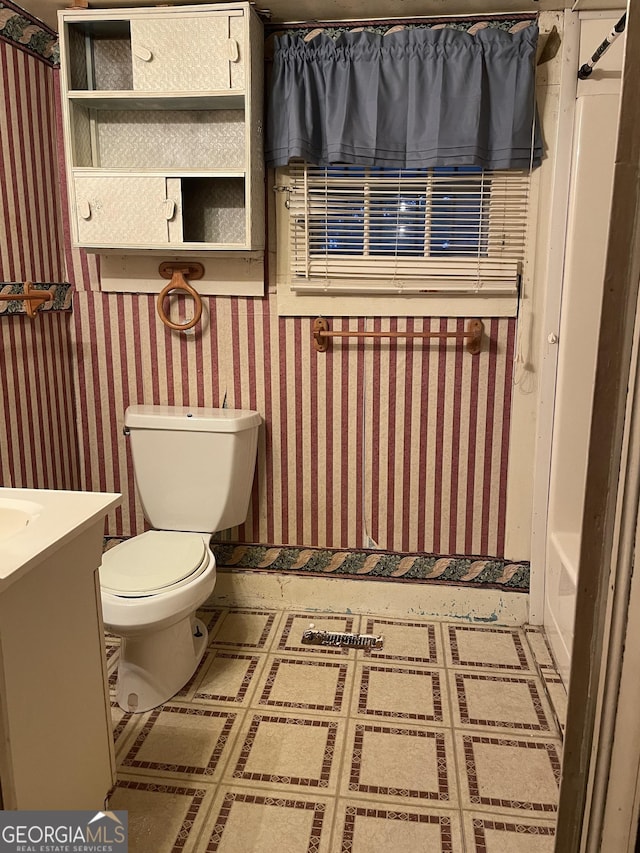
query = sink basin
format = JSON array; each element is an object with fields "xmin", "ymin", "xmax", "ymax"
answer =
[{"xmin": 0, "ymin": 498, "xmax": 43, "ymax": 542}]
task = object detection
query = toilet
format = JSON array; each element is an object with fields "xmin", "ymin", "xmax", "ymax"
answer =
[{"xmin": 100, "ymin": 404, "xmax": 261, "ymax": 713}]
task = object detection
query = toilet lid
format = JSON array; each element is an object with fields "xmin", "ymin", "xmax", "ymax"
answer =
[{"xmin": 100, "ymin": 530, "xmax": 208, "ymax": 596}]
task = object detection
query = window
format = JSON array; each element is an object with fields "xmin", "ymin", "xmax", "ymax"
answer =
[{"xmin": 275, "ymin": 162, "xmax": 532, "ymax": 317}]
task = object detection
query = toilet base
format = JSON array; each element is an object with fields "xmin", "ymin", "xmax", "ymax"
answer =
[{"xmin": 114, "ymin": 615, "xmax": 208, "ymax": 713}]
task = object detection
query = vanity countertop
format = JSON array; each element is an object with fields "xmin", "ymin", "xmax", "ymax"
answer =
[{"xmin": 0, "ymin": 487, "xmax": 121, "ymax": 592}]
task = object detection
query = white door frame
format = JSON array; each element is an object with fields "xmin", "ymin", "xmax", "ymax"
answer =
[
  {"xmin": 528, "ymin": 9, "xmax": 580, "ymax": 625},
  {"xmin": 555, "ymin": 2, "xmax": 640, "ymax": 849}
]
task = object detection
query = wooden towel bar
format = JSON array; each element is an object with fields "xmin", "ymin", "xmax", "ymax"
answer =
[{"xmin": 312, "ymin": 317, "xmax": 484, "ymax": 354}]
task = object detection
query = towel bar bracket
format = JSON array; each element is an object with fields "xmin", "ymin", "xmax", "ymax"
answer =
[{"xmin": 158, "ymin": 261, "xmax": 204, "ymax": 281}]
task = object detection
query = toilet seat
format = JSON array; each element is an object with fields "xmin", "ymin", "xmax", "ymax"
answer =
[{"xmin": 100, "ymin": 530, "xmax": 210, "ymax": 597}]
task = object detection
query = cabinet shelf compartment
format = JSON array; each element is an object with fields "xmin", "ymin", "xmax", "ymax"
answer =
[
  {"xmin": 181, "ymin": 177, "xmax": 246, "ymax": 244},
  {"xmin": 69, "ymin": 103, "xmax": 246, "ymax": 170},
  {"xmin": 67, "ymin": 20, "xmax": 133, "ymax": 91}
]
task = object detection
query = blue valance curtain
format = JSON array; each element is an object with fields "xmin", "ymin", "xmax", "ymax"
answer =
[{"xmin": 266, "ymin": 24, "xmax": 543, "ymax": 170}]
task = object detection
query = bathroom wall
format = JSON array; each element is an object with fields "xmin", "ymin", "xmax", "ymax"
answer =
[
  {"xmin": 0, "ymin": 5, "xmax": 560, "ymax": 559},
  {"xmin": 51, "ymin": 9, "xmax": 550, "ymax": 560},
  {"xmin": 65, "ymin": 271, "xmax": 516, "ymax": 555},
  {"xmin": 0, "ymin": 24, "xmax": 517, "ymax": 559},
  {"xmin": 0, "ymin": 5, "xmax": 555, "ymax": 563},
  {"xmin": 0, "ymin": 30, "xmax": 79, "ymax": 491}
]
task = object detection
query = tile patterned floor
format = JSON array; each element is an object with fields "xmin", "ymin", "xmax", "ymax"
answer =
[{"xmin": 107, "ymin": 608, "xmax": 566, "ymax": 853}]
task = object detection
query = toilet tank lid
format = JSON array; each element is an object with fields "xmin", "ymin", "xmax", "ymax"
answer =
[{"xmin": 125, "ymin": 405, "xmax": 262, "ymax": 433}]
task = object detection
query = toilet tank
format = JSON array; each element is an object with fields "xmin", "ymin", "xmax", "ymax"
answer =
[{"xmin": 124, "ymin": 405, "xmax": 261, "ymax": 533}]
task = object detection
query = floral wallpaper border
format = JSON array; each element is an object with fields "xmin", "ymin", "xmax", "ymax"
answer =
[
  {"xmin": 211, "ymin": 543, "xmax": 531, "ymax": 590},
  {"xmin": 104, "ymin": 538, "xmax": 530, "ymax": 591},
  {"xmin": 0, "ymin": 0, "xmax": 59, "ymax": 65}
]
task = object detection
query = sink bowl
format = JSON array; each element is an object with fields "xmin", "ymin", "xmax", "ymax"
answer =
[{"xmin": 0, "ymin": 498, "xmax": 43, "ymax": 543}]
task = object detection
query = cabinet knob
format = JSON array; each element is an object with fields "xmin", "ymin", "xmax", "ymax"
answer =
[
  {"xmin": 227, "ymin": 39, "xmax": 239, "ymax": 62},
  {"xmin": 164, "ymin": 199, "xmax": 176, "ymax": 220},
  {"xmin": 79, "ymin": 200, "xmax": 91, "ymax": 220},
  {"xmin": 133, "ymin": 45, "xmax": 153, "ymax": 62}
]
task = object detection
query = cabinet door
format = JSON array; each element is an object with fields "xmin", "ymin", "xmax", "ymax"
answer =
[
  {"xmin": 130, "ymin": 13, "xmax": 244, "ymax": 92},
  {"xmin": 73, "ymin": 175, "xmax": 174, "ymax": 246}
]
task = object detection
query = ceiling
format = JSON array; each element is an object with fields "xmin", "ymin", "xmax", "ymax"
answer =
[{"xmin": 18, "ymin": 0, "xmax": 624, "ymax": 32}]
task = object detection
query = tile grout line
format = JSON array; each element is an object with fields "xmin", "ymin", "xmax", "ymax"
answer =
[
  {"xmin": 440, "ymin": 621, "xmax": 474, "ymax": 853},
  {"xmin": 321, "ymin": 612, "xmax": 363, "ymax": 852}
]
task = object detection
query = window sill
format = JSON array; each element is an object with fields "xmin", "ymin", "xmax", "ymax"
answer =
[{"xmin": 276, "ymin": 279, "xmax": 518, "ymax": 318}]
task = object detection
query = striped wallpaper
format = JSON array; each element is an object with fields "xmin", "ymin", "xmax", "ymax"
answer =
[
  {"xmin": 0, "ymin": 310, "xmax": 79, "ymax": 491},
  {"xmin": 68, "ymin": 289, "xmax": 515, "ymax": 557},
  {"xmin": 0, "ymin": 40, "xmax": 65, "ymax": 284},
  {"xmin": 0, "ymin": 37, "xmax": 77, "ymax": 493}
]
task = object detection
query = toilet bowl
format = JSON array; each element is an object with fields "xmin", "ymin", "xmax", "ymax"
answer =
[
  {"xmin": 101, "ymin": 531, "xmax": 216, "ymax": 712},
  {"xmin": 101, "ymin": 405, "xmax": 261, "ymax": 713}
]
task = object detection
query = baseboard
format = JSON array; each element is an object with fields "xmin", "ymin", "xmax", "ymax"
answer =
[{"xmin": 208, "ymin": 569, "xmax": 529, "ymax": 625}]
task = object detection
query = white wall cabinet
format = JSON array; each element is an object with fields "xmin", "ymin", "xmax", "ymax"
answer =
[{"xmin": 58, "ymin": 3, "xmax": 264, "ymax": 253}]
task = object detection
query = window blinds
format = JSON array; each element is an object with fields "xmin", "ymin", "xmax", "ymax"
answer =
[{"xmin": 285, "ymin": 163, "xmax": 531, "ymax": 295}]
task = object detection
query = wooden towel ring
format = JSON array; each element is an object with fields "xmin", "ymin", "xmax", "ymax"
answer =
[{"xmin": 156, "ymin": 263, "xmax": 204, "ymax": 331}]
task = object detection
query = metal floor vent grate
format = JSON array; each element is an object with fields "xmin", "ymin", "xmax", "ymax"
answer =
[{"xmin": 301, "ymin": 628, "xmax": 384, "ymax": 650}]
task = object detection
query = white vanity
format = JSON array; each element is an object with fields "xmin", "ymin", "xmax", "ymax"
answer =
[{"xmin": 0, "ymin": 488, "xmax": 120, "ymax": 809}]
